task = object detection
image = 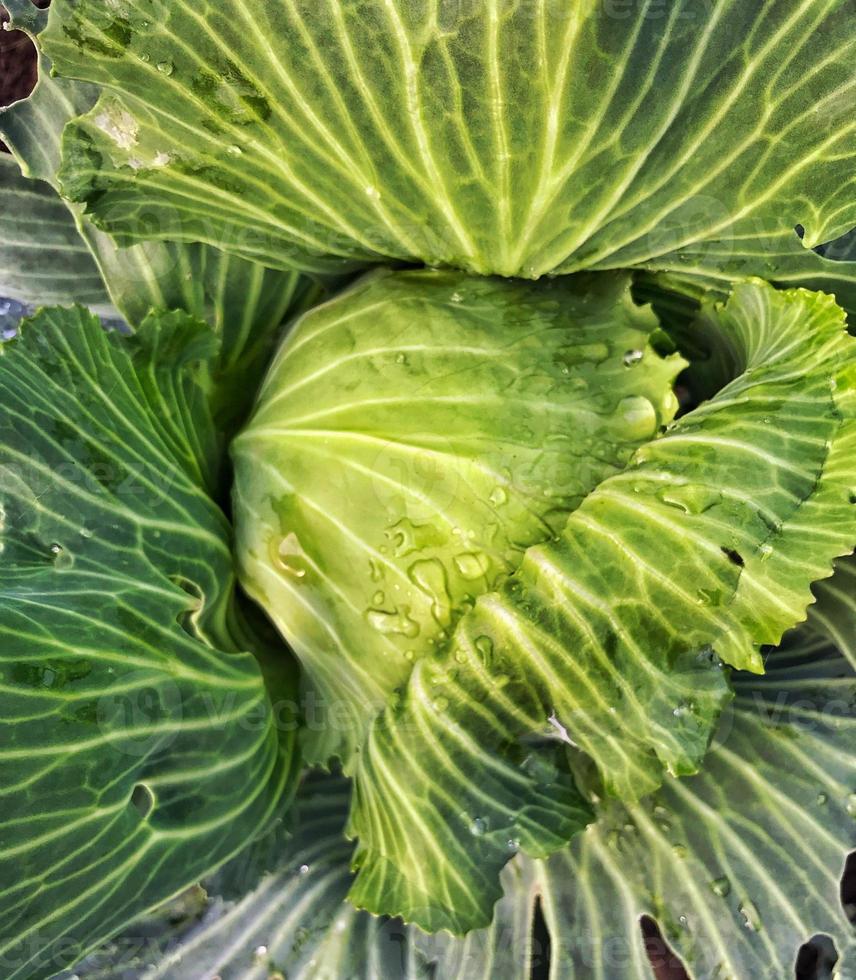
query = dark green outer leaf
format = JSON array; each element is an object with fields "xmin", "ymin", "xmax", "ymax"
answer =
[
  {"xmin": 806, "ymin": 553, "xmax": 856, "ymax": 674},
  {"xmin": 0, "ymin": 155, "xmax": 111, "ymax": 313},
  {"xmin": 0, "ymin": 11, "xmax": 323, "ymax": 411},
  {"xmin": 0, "ymin": 307, "xmax": 299, "ymax": 980},
  {"xmin": 68, "ymin": 637, "xmax": 856, "ymax": 980},
  {"xmin": 636, "ymin": 225, "xmax": 856, "ymax": 334}
]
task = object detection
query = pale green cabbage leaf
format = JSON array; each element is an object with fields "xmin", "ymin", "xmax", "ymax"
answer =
[
  {"xmin": 346, "ymin": 280, "xmax": 856, "ymax": 931},
  {"xmin": 232, "ymin": 269, "xmax": 684, "ymax": 766}
]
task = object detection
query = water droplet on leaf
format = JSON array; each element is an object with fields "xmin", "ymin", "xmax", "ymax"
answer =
[
  {"xmin": 710, "ymin": 876, "xmax": 731, "ymax": 897},
  {"xmin": 408, "ymin": 558, "xmax": 452, "ymax": 627},
  {"xmin": 739, "ymin": 899, "xmax": 762, "ymax": 931},
  {"xmin": 489, "ymin": 485, "xmax": 508, "ymax": 507},
  {"xmin": 454, "ymin": 551, "xmax": 490, "ymax": 580},
  {"xmin": 271, "ymin": 532, "xmax": 309, "ymax": 579},
  {"xmin": 658, "ymin": 485, "xmax": 722, "ymax": 515},
  {"xmin": 469, "ymin": 816, "xmax": 488, "ymax": 836},
  {"xmin": 366, "ymin": 605, "xmax": 420, "ymax": 638},
  {"xmin": 618, "ymin": 395, "xmax": 658, "ymax": 440}
]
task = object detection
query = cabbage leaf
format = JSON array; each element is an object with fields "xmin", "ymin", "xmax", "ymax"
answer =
[
  {"xmin": 232, "ymin": 269, "xmax": 684, "ymax": 765},
  {"xmin": 347, "ymin": 280, "xmax": 856, "ymax": 931},
  {"xmin": 42, "ymin": 0, "xmax": 856, "ymax": 278},
  {"xmin": 0, "ymin": 306, "xmax": 299, "ymax": 980}
]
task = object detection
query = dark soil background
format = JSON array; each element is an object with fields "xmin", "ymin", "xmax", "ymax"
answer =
[{"xmin": 0, "ymin": 11, "xmax": 40, "ymax": 153}]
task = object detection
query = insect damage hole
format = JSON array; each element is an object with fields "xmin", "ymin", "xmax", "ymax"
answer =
[
  {"xmin": 639, "ymin": 915, "xmax": 689, "ymax": 980},
  {"xmin": 841, "ymin": 851, "xmax": 856, "ymax": 924},
  {"xmin": 530, "ymin": 896, "xmax": 551, "ymax": 980},
  {"xmin": 795, "ymin": 934, "xmax": 838, "ymax": 979},
  {"xmin": 170, "ymin": 576, "xmax": 205, "ymax": 639},
  {"xmin": 721, "ymin": 546, "xmax": 744, "ymax": 567},
  {"xmin": 130, "ymin": 782, "xmax": 155, "ymax": 819}
]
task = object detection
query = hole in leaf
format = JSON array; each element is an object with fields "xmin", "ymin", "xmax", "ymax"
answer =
[
  {"xmin": 721, "ymin": 546, "xmax": 744, "ymax": 567},
  {"xmin": 795, "ymin": 934, "xmax": 838, "ymax": 980},
  {"xmin": 813, "ymin": 224, "xmax": 856, "ymax": 263},
  {"xmin": 0, "ymin": 18, "xmax": 38, "ymax": 124},
  {"xmin": 639, "ymin": 916, "xmax": 690, "ymax": 980},
  {"xmin": 169, "ymin": 576, "xmax": 205, "ymax": 638},
  {"xmin": 130, "ymin": 783, "xmax": 154, "ymax": 819},
  {"xmin": 530, "ymin": 896, "xmax": 551, "ymax": 980},
  {"xmin": 841, "ymin": 851, "xmax": 856, "ymax": 924}
]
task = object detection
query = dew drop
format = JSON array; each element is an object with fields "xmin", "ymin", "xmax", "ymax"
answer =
[
  {"xmin": 845, "ymin": 793, "xmax": 856, "ymax": 818},
  {"xmin": 298, "ymin": 864, "xmax": 310, "ymax": 875},
  {"xmin": 623, "ymin": 348, "xmax": 644, "ymax": 367},
  {"xmin": 672, "ymin": 700, "xmax": 693, "ymax": 718},
  {"xmin": 469, "ymin": 816, "xmax": 488, "ymax": 837},
  {"xmin": 271, "ymin": 532, "xmax": 309, "ymax": 579},
  {"xmin": 433, "ymin": 696, "xmax": 449, "ymax": 712},
  {"xmin": 450, "ymin": 291, "xmax": 464, "ymax": 304},
  {"xmin": 657, "ymin": 485, "xmax": 722, "ymax": 515},
  {"xmin": 408, "ymin": 558, "xmax": 452, "ymax": 627},
  {"xmin": 454, "ymin": 551, "xmax": 490, "ymax": 581},
  {"xmin": 816, "ymin": 792, "xmax": 828, "ymax": 805},
  {"xmin": 710, "ymin": 876, "xmax": 731, "ymax": 897},
  {"xmin": 364, "ymin": 185, "xmax": 381, "ymax": 200},
  {"xmin": 365, "ymin": 605, "xmax": 420, "ymax": 638},
  {"xmin": 372, "ymin": 590, "xmax": 385, "ymax": 606},
  {"xmin": 489, "ymin": 485, "xmax": 508, "ymax": 507},
  {"xmin": 50, "ymin": 543, "xmax": 74, "ymax": 570},
  {"xmin": 227, "ymin": 144, "xmax": 243, "ymax": 157},
  {"xmin": 618, "ymin": 395, "xmax": 658, "ymax": 440},
  {"xmin": 156, "ymin": 60, "xmax": 174, "ymax": 75},
  {"xmin": 474, "ymin": 635, "xmax": 494, "ymax": 667},
  {"xmin": 738, "ymin": 899, "xmax": 762, "ymax": 932},
  {"xmin": 696, "ymin": 587, "xmax": 723, "ymax": 607}
]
